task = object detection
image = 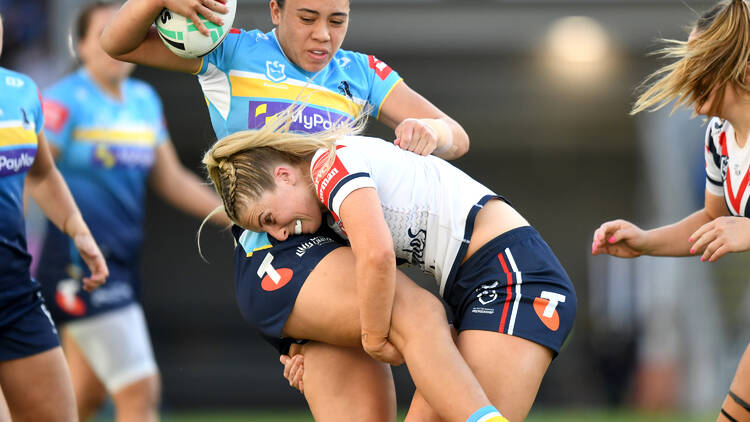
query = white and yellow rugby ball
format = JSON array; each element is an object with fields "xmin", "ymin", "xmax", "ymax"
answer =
[{"xmin": 155, "ymin": 0, "xmax": 236, "ymax": 58}]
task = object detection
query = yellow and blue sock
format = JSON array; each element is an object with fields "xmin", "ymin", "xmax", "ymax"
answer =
[{"xmin": 466, "ymin": 405, "xmax": 509, "ymax": 422}]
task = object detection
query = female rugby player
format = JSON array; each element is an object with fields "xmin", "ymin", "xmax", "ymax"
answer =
[
  {"xmin": 0, "ymin": 12, "xmax": 108, "ymax": 422},
  {"xmin": 201, "ymin": 108, "xmax": 577, "ymax": 422},
  {"xmin": 36, "ymin": 2, "xmax": 226, "ymax": 421},
  {"xmin": 593, "ymin": 1, "xmax": 750, "ymax": 420},
  {"xmin": 101, "ymin": 0, "xmax": 477, "ymax": 419}
]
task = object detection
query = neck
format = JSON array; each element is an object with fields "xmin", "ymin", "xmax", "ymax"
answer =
[{"xmin": 86, "ymin": 66, "xmax": 122, "ymax": 100}]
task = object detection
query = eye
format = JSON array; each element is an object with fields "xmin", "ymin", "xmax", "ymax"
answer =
[
  {"xmin": 330, "ymin": 19, "xmax": 345, "ymax": 26},
  {"xmin": 300, "ymin": 16, "xmax": 314, "ymax": 23},
  {"xmin": 264, "ymin": 214, "xmax": 275, "ymax": 225}
]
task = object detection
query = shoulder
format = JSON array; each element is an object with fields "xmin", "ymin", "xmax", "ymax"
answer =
[
  {"xmin": 44, "ymin": 72, "xmax": 85, "ymax": 102},
  {"xmin": 706, "ymin": 117, "xmax": 728, "ymax": 145},
  {"xmin": 126, "ymin": 78, "xmax": 161, "ymax": 101},
  {"xmin": 1, "ymin": 67, "xmax": 40, "ymax": 99}
]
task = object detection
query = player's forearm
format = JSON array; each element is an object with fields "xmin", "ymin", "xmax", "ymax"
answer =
[
  {"xmin": 427, "ymin": 117, "xmax": 469, "ymax": 160},
  {"xmin": 643, "ymin": 209, "xmax": 713, "ymax": 256},
  {"xmin": 355, "ymin": 250, "xmax": 397, "ymax": 339},
  {"xmin": 26, "ymin": 167, "xmax": 91, "ymax": 239},
  {"xmin": 101, "ymin": 0, "xmax": 164, "ymax": 57}
]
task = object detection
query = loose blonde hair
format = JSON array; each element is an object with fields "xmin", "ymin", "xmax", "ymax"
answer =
[
  {"xmin": 631, "ymin": 0, "xmax": 750, "ymax": 117},
  {"xmin": 201, "ymin": 102, "xmax": 368, "ymax": 230}
]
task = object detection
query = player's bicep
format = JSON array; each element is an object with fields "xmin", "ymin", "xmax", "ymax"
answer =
[{"xmin": 339, "ymin": 188, "xmax": 394, "ymax": 259}]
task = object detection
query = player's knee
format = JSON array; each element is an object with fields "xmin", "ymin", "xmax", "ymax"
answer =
[
  {"xmin": 113, "ymin": 374, "xmax": 161, "ymax": 411},
  {"xmin": 392, "ymin": 286, "xmax": 447, "ymax": 341}
]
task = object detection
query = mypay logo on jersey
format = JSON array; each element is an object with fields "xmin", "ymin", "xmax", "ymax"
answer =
[{"xmin": 248, "ymin": 101, "xmax": 350, "ymax": 133}]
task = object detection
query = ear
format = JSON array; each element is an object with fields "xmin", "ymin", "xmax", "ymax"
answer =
[
  {"xmin": 273, "ymin": 165, "xmax": 297, "ymax": 185},
  {"xmin": 270, "ymin": 0, "xmax": 281, "ymax": 26}
]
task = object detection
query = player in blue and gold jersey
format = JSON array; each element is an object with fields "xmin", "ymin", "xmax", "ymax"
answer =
[
  {"xmin": 34, "ymin": 3, "xmax": 226, "ymax": 421},
  {"xmin": 0, "ymin": 12, "xmax": 108, "ymax": 422},
  {"xmin": 101, "ymin": 0, "xmax": 475, "ymax": 419}
]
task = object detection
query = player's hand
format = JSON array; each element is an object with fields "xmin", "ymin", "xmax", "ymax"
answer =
[
  {"xmin": 688, "ymin": 216, "xmax": 750, "ymax": 262},
  {"xmin": 162, "ymin": 0, "xmax": 228, "ymax": 37},
  {"xmin": 279, "ymin": 353, "xmax": 304, "ymax": 393},
  {"xmin": 73, "ymin": 233, "xmax": 108, "ymax": 292},
  {"xmin": 362, "ymin": 332, "xmax": 404, "ymax": 366},
  {"xmin": 592, "ymin": 219, "xmax": 649, "ymax": 258},
  {"xmin": 394, "ymin": 118, "xmax": 439, "ymax": 156}
]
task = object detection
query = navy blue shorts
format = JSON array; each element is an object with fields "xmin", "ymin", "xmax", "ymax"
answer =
[
  {"xmin": 445, "ymin": 226, "xmax": 576, "ymax": 356},
  {"xmin": 233, "ymin": 225, "xmax": 345, "ymax": 353},
  {"xmin": 0, "ymin": 288, "xmax": 60, "ymax": 361}
]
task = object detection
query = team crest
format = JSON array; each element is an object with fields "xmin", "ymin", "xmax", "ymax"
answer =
[
  {"xmin": 476, "ymin": 281, "xmax": 499, "ymax": 305},
  {"xmin": 266, "ymin": 60, "xmax": 287, "ymax": 83}
]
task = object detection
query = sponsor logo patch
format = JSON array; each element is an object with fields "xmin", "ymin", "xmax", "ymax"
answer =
[
  {"xmin": 248, "ymin": 100, "xmax": 350, "ymax": 133},
  {"xmin": 368, "ymin": 55, "xmax": 393, "ymax": 81},
  {"xmin": 533, "ymin": 291, "xmax": 566, "ymax": 331},
  {"xmin": 257, "ymin": 252, "xmax": 294, "ymax": 291},
  {"xmin": 0, "ymin": 148, "xmax": 36, "ymax": 177},
  {"xmin": 42, "ymin": 100, "xmax": 69, "ymax": 133}
]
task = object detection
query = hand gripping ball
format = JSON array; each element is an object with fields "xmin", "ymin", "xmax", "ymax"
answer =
[{"xmin": 155, "ymin": 0, "xmax": 236, "ymax": 58}]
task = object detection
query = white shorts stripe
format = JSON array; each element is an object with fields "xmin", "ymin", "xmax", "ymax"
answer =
[{"xmin": 505, "ymin": 247, "xmax": 523, "ymax": 336}]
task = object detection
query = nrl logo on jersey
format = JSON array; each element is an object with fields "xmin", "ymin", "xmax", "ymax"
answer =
[{"xmin": 266, "ymin": 60, "xmax": 287, "ymax": 83}]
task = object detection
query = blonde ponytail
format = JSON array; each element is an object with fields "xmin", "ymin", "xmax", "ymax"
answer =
[{"xmin": 631, "ymin": 0, "xmax": 750, "ymax": 117}]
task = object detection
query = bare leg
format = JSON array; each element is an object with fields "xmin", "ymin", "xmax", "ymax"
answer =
[
  {"xmin": 61, "ymin": 330, "xmax": 107, "ymax": 421},
  {"xmin": 0, "ymin": 347, "xmax": 77, "ymax": 422},
  {"xmin": 404, "ymin": 333, "xmax": 551, "ymax": 422},
  {"xmin": 300, "ymin": 342, "xmax": 396, "ymax": 422},
  {"xmin": 456, "ymin": 331, "xmax": 552, "ymax": 422},
  {"xmin": 112, "ymin": 374, "xmax": 160, "ymax": 422},
  {"xmin": 0, "ymin": 384, "xmax": 12, "ymax": 422},
  {"xmin": 718, "ymin": 344, "xmax": 750, "ymax": 422},
  {"xmin": 284, "ymin": 248, "xmax": 495, "ymax": 422}
]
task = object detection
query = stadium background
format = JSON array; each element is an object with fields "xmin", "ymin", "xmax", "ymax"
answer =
[{"xmin": 2, "ymin": 0, "xmax": 747, "ymax": 420}]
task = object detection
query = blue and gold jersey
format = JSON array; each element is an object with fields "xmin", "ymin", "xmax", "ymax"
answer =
[
  {"xmin": 36, "ymin": 68, "xmax": 167, "ymax": 321},
  {"xmin": 196, "ymin": 28, "xmax": 403, "ymax": 140},
  {"xmin": 0, "ymin": 67, "xmax": 42, "ymax": 293}
]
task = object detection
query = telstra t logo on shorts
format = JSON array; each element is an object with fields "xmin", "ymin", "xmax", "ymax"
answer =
[
  {"xmin": 533, "ymin": 291, "xmax": 566, "ymax": 331},
  {"xmin": 257, "ymin": 252, "xmax": 294, "ymax": 291}
]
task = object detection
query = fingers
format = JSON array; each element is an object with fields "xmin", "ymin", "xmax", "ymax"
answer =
[
  {"xmin": 707, "ymin": 244, "xmax": 729, "ymax": 262},
  {"xmin": 690, "ymin": 226, "xmax": 717, "ymax": 258},
  {"xmin": 280, "ymin": 354, "xmax": 304, "ymax": 392},
  {"xmin": 170, "ymin": 0, "xmax": 227, "ymax": 36},
  {"xmin": 74, "ymin": 234, "xmax": 108, "ymax": 291},
  {"xmin": 394, "ymin": 119, "xmax": 438, "ymax": 156}
]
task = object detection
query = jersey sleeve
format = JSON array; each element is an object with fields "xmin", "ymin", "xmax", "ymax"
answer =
[
  {"xmin": 354, "ymin": 53, "xmax": 403, "ymax": 119},
  {"xmin": 41, "ymin": 87, "xmax": 75, "ymax": 151},
  {"xmin": 704, "ymin": 118, "xmax": 724, "ymax": 197},
  {"xmin": 311, "ymin": 145, "xmax": 376, "ymax": 219},
  {"xmin": 196, "ymin": 28, "xmax": 245, "ymax": 75},
  {"xmin": 32, "ymin": 87, "xmax": 44, "ymax": 136}
]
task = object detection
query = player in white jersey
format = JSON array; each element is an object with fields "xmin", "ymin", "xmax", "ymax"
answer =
[
  {"xmin": 201, "ymin": 109, "xmax": 576, "ymax": 422},
  {"xmin": 102, "ymin": 0, "xmax": 476, "ymax": 419},
  {"xmin": 593, "ymin": 1, "xmax": 750, "ymax": 420}
]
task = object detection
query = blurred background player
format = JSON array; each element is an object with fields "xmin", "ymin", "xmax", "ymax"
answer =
[
  {"xmin": 592, "ymin": 1, "xmax": 750, "ymax": 420},
  {"xmin": 0, "ymin": 12, "xmax": 109, "ymax": 422},
  {"xmin": 33, "ymin": 2, "xmax": 227, "ymax": 421}
]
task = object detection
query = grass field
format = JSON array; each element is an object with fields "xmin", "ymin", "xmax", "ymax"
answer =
[{"xmin": 154, "ymin": 409, "xmax": 716, "ymax": 421}]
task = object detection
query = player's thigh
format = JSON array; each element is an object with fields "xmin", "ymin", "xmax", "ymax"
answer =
[
  {"xmin": 302, "ymin": 342, "xmax": 396, "ymax": 422},
  {"xmin": 0, "ymin": 346, "xmax": 77, "ymax": 422},
  {"xmin": 718, "ymin": 343, "xmax": 750, "ymax": 422},
  {"xmin": 457, "ymin": 331, "xmax": 551, "ymax": 422},
  {"xmin": 65, "ymin": 304, "xmax": 159, "ymax": 395},
  {"xmin": 284, "ymin": 247, "xmax": 448, "ymax": 347},
  {"xmin": 60, "ymin": 329, "xmax": 107, "ymax": 415}
]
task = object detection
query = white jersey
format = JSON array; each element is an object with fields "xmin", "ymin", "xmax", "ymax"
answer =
[
  {"xmin": 310, "ymin": 136, "xmax": 496, "ymax": 296},
  {"xmin": 705, "ymin": 117, "xmax": 750, "ymax": 217}
]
